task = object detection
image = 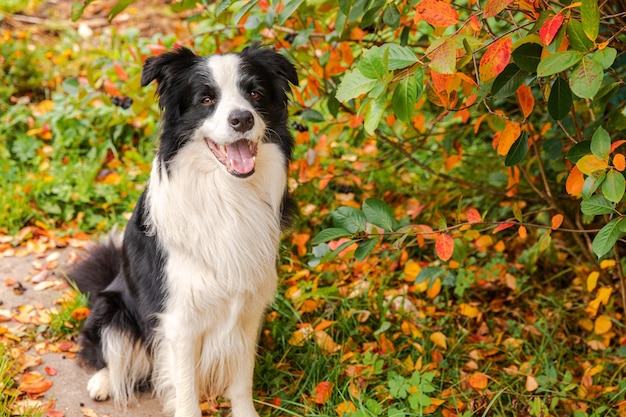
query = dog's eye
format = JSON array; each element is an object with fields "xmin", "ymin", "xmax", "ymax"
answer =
[
  {"xmin": 250, "ymin": 91, "xmax": 261, "ymax": 100},
  {"xmin": 201, "ymin": 97, "xmax": 215, "ymax": 105}
]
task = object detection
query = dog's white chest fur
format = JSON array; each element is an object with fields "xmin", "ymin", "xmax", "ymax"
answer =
[{"xmin": 147, "ymin": 141, "xmax": 287, "ymax": 413}]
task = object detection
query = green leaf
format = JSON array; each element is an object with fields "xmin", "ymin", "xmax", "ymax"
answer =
[
  {"xmin": 511, "ymin": 42, "xmax": 543, "ymax": 73},
  {"xmin": 278, "ymin": 0, "xmax": 305, "ymax": 24},
  {"xmin": 312, "ymin": 228, "xmax": 352, "ymax": 245},
  {"xmin": 107, "ymin": 0, "xmax": 134, "ymax": 20},
  {"xmin": 358, "ymin": 46, "xmax": 388, "ymax": 80},
  {"xmin": 592, "ymin": 218, "xmax": 624, "ymax": 258},
  {"xmin": 591, "ymin": 47, "xmax": 617, "ymax": 70},
  {"xmin": 336, "ymin": 68, "xmax": 378, "ymax": 102},
  {"xmin": 300, "ymin": 109, "xmax": 325, "ymax": 123},
  {"xmin": 355, "ymin": 238, "xmax": 378, "ymax": 261},
  {"xmin": 591, "ymin": 126, "xmax": 611, "ymax": 160},
  {"xmin": 491, "ymin": 63, "xmax": 528, "ymax": 98},
  {"xmin": 548, "ymin": 77, "xmax": 572, "ymax": 120},
  {"xmin": 383, "ymin": 44, "xmax": 419, "ymax": 70},
  {"xmin": 62, "ymin": 78, "xmax": 80, "ymax": 95},
  {"xmin": 569, "ymin": 58, "xmax": 603, "ymax": 99},
  {"xmin": 581, "ymin": 0, "xmax": 600, "ymax": 42},
  {"xmin": 364, "ymin": 93, "xmax": 387, "ymax": 134},
  {"xmin": 505, "ymin": 131, "xmax": 529, "ymax": 166},
  {"xmin": 383, "ymin": 4, "xmax": 401, "ymax": 28},
  {"xmin": 536, "ymin": 51, "xmax": 584, "ymax": 77},
  {"xmin": 362, "ymin": 198, "xmax": 396, "ymax": 231},
  {"xmin": 580, "ymin": 195, "xmax": 615, "ymax": 215},
  {"xmin": 567, "ymin": 140, "xmax": 591, "ymax": 163},
  {"xmin": 392, "ymin": 75, "xmax": 417, "ymax": 122},
  {"xmin": 602, "ymin": 169, "xmax": 625, "ymax": 203},
  {"xmin": 415, "ymin": 267, "xmax": 445, "ymax": 284},
  {"xmin": 582, "ymin": 170, "xmax": 606, "ymax": 199},
  {"xmin": 567, "ymin": 19, "xmax": 593, "ymax": 51},
  {"xmin": 332, "ymin": 206, "xmax": 367, "ymax": 233}
]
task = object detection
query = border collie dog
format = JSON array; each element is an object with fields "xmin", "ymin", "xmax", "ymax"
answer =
[{"xmin": 70, "ymin": 44, "xmax": 297, "ymax": 417}]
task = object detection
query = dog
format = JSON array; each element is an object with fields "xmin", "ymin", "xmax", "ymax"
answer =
[{"xmin": 69, "ymin": 44, "xmax": 298, "ymax": 417}]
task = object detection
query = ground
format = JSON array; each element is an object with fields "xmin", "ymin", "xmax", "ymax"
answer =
[{"xmin": 1, "ymin": 246, "xmax": 162, "ymax": 417}]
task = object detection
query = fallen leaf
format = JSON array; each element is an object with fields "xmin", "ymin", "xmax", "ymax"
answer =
[
  {"xmin": 430, "ymin": 331, "xmax": 447, "ymax": 349},
  {"xmin": 594, "ymin": 315, "xmax": 612, "ymax": 335},
  {"xmin": 313, "ymin": 381, "xmax": 333, "ymax": 404},
  {"xmin": 526, "ymin": 374, "xmax": 538, "ymax": 391},
  {"xmin": 468, "ymin": 372, "xmax": 488, "ymax": 390}
]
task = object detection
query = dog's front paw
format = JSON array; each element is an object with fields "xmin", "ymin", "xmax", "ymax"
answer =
[{"xmin": 87, "ymin": 368, "xmax": 111, "ymax": 401}]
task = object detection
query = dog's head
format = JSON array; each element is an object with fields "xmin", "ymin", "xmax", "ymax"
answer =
[{"xmin": 141, "ymin": 44, "xmax": 298, "ymax": 178}]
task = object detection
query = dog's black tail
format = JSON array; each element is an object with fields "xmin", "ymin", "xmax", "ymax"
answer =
[{"xmin": 69, "ymin": 233, "xmax": 123, "ymax": 300}]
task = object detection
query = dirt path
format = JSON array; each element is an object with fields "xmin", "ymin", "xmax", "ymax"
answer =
[{"xmin": 1, "ymin": 247, "xmax": 162, "ymax": 417}]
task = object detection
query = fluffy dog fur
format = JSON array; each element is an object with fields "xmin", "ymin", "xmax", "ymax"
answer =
[{"xmin": 70, "ymin": 44, "xmax": 298, "ymax": 417}]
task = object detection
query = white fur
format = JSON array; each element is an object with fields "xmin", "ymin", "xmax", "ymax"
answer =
[{"xmin": 140, "ymin": 54, "xmax": 286, "ymax": 417}]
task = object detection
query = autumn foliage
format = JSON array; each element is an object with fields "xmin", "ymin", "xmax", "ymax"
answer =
[{"xmin": 1, "ymin": 0, "xmax": 626, "ymax": 416}]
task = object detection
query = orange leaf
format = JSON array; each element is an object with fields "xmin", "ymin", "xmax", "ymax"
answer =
[
  {"xmin": 576, "ymin": 155, "xmax": 609, "ymax": 175},
  {"xmin": 19, "ymin": 378, "xmax": 53, "ymax": 396},
  {"xmin": 70, "ymin": 306, "xmax": 90, "ymax": 321},
  {"xmin": 466, "ymin": 208, "xmax": 482, "ymax": 223},
  {"xmin": 483, "ymin": 0, "xmax": 514, "ymax": 18},
  {"xmin": 516, "ymin": 84, "xmax": 534, "ymax": 119},
  {"xmin": 566, "ymin": 166, "xmax": 584, "ymax": 197},
  {"xmin": 468, "ymin": 372, "xmax": 488, "ymax": 390},
  {"xmin": 518, "ymin": 225, "xmax": 527, "ymax": 239},
  {"xmin": 44, "ymin": 367, "xmax": 57, "ymax": 376},
  {"xmin": 539, "ymin": 13, "xmax": 564, "ymax": 45},
  {"xmin": 435, "ymin": 233, "xmax": 454, "ymax": 261},
  {"xmin": 610, "ymin": 140, "xmax": 626, "ymax": 153},
  {"xmin": 113, "ymin": 61, "xmax": 129, "ymax": 82},
  {"xmin": 479, "ymin": 37, "xmax": 512, "ymax": 82},
  {"xmin": 551, "ymin": 214, "xmax": 564, "ymax": 230},
  {"xmin": 314, "ymin": 381, "xmax": 333, "ymax": 404},
  {"xmin": 416, "ymin": 0, "xmax": 459, "ymax": 27},
  {"xmin": 103, "ymin": 79, "xmax": 121, "ymax": 96},
  {"xmin": 496, "ymin": 121, "xmax": 521, "ymax": 156},
  {"xmin": 613, "ymin": 153, "xmax": 625, "ymax": 171}
]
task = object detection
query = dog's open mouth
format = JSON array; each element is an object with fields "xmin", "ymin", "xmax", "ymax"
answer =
[{"xmin": 206, "ymin": 139, "xmax": 258, "ymax": 177}]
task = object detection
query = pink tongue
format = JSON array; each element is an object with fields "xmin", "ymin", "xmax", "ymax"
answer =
[{"xmin": 226, "ymin": 141, "xmax": 255, "ymax": 174}]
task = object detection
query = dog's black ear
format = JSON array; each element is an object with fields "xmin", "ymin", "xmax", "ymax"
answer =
[
  {"xmin": 241, "ymin": 43, "xmax": 298, "ymax": 88},
  {"xmin": 141, "ymin": 47, "xmax": 199, "ymax": 87}
]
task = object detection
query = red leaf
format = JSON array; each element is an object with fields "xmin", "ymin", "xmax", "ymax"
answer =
[
  {"xmin": 493, "ymin": 222, "xmax": 515, "ymax": 234},
  {"xmin": 466, "ymin": 208, "xmax": 482, "ymax": 223},
  {"xmin": 45, "ymin": 366, "xmax": 57, "ymax": 376},
  {"xmin": 314, "ymin": 381, "xmax": 333, "ymax": 404},
  {"xmin": 539, "ymin": 13, "xmax": 564, "ymax": 45},
  {"xmin": 435, "ymin": 233, "xmax": 454, "ymax": 261},
  {"xmin": 479, "ymin": 37, "xmax": 512, "ymax": 82},
  {"xmin": 610, "ymin": 140, "xmax": 626, "ymax": 153},
  {"xmin": 103, "ymin": 79, "xmax": 121, "ymax": 97},
  {"xmin": 483, "ymin": 0, "xmax": 514, "ymax": 18},
  {"xmin": 416, "ymin": 0, "xmax": 459, "ymax": 27},
  {"xmin": 113, "ymin": 61, "xmax": 129, "ymax": 82},
  {"xmin": 146, "ymin": 44, "xmax": 168, "ymax": 56}
]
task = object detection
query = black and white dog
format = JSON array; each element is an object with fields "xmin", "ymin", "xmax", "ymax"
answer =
[{"xmin": 70, "ymin": 44, "xmax": 297, "ymax": 417}]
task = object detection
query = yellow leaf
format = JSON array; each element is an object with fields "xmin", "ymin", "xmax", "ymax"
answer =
[
  {"xmin": 315, "ymin": 330, "xmax": 341, "ymax": 353},
  {"xmin": 459, "ymin": 303, "xmax": 480, "ymax": 318},
  {"xmin": 526, "ymin": 375, "xmax": 538, "ymax": 391},
  {"xmin": 594, "ymin": 315, "xmax": 612, "ymax": 335},
  {"xmin": 600, "ymin": 260, "xmax": 616, "ymax": 269},
  {"xmin": 587, "ymin": 271, "xmax": 599, "ymax": 292},
  {"xmin": 578, "ymin": 318, "xmax": 593, "ymax": 332},
  {"xmin": 288, "ymin": 327, "xmax": 313, "ymax": 346},
  {"xmin": 430, "ymin": 331, "xmax": 447, "ymax": 349},
  {"xmin": 404, "ymin": 260, "xmax": 422, "ymax": 281},
  {"xmin": 576, "ymin": 154, "xmax": 609, "ymax": 175},
  {"xmin": 335, "ymin": 401, "xmax": 356, "ymax": 416},
  {"xmin": 598, "ymin": 286, "xmax": 613, "ymax": 304}
]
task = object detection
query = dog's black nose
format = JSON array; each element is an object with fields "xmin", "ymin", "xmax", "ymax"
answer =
[{"xmin": 229, "ymin": 110, "xmax": 254, "ymax": 132}]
